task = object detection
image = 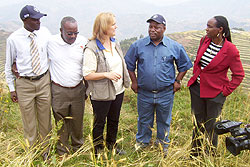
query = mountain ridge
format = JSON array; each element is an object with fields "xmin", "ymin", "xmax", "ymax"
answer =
[{"xmin": 0, "ymin": 0, "xmax": 250, "ymax": 39}]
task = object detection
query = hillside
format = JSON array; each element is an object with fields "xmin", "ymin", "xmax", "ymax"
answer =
[
  {"xmin": 120, "ymin": 30, "xmax": 250, "ymax": 92},
  {"xmin": 1, "ymin": 30, "xmax": 249, "ymax": 91},
  {"xmin": 0, "ymin": 30, "xmax": 10, "ymax": 73},
  {"xmin": 167, "ymin": 30, "xmax": 250, "ymax": 91}
]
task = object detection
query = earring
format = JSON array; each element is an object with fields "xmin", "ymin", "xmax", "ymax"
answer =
[{"xmin": 217, "ymin": 33, "xmax": 220, "ymax": 37}]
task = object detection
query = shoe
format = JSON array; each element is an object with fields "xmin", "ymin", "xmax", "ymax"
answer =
[
  {"xmin": 163, "ymin": 147, "xmax": 168, "ymax": 158},
  {"xmin": 115, "ymin": 148, "xmax": 126, "ymax": 155},
  {"xmin": 135, "ymin": 142, "xmax": 149, "ymax": 150},
  {"xmin": 190, "ymin": 147, "xmax": 201, "ymax": 158},
  {"xmin": 42, "ymin": 152, "xmax": 51, "ymax": 163},
  {"xmin": 94, "ymin": 146, "xmax": 104, "ymax": 156},
  {"xmin": 107, "ymin": 145, "xmax": 126, "ymax": 155},
  {"xmin": 58, "ymin": 153, "xmax": 68, "ymax": 161}
]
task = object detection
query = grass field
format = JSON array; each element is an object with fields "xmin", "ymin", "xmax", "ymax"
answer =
[
  {"xmin": 0, "ymin": 73, "xmax": 249, "ymax": 166},
  {"xmin": 0, "ymin": 29, "xmax": 249, "ymax": 166}
]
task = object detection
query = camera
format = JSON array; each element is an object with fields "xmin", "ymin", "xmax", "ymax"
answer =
[{"xmin": 214, "ymin": 120, "xmax": 250, "ymax": 156}]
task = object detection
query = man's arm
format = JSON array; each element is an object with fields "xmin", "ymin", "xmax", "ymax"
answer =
[
  {"xmin": 5, "ymin": 38, "xmax": 18, "ymax": 102},
  {"xmin": 128, "ymin": 70, "xmax": 138, "ymax": 93},
  {"xmin": 173, "ymin": 71, "xmax": 187, "ymax": 93},
  {"xmin": 174, "ymin": 44, "xmax": 193, "ymax": 93}
]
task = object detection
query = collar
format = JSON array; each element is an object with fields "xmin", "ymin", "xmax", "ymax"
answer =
[
  {"xmin": 96, "ymin": 37, "xmax": 116, "ymax": 50},
  {"xmin": 22, "ymin": 27, "xmax": 38, "ymax": 37},
  {"xmin": 145, "ymin": 36, "xmax": 167, "ymax": 47}
]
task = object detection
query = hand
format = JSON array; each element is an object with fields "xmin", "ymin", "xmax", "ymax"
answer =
[
  {"xmin": 84, "ymin": 93, "xmax": 88, "ymax": 100},
  {"xmin": 131, "ymin": 82, "xmax": 138, "ymax": 93},
  {"xmin": 104, "ymin": 72, "xmax": 121, "ymax": 82},
  {"xmin": 173, "ymin": 81, "xmax": 181, "ymax": 93},
  {"xmin": 12, "ymin": 62, "xmax": 20, "ymax": 79},
  {"xmin": 10, "ymin": 91, "xmax": 18, "ymax": 103}
]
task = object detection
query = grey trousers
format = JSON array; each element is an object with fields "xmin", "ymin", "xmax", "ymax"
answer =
[
  {"xmin": 51, "ymin": 81, "xmax": 85, "ymax": 155},
  {"xmin": 189, "ymin": 82, "xmax": 226, "ymax": 154}
]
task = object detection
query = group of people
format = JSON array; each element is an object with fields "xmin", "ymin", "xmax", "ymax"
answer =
[{"xmin": 5, "ymin": 4, "xmax": 244, "ymax": 162}]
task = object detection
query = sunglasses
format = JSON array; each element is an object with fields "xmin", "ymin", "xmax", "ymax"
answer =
[{"xmin": 66, "ymin": 32, "xmax": 79, "ymax": 36}]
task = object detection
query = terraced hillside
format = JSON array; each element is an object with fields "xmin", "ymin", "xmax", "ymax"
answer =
[
  {"xmin": 0, "ymin": 30, "xmax": 11, "ymax": 74},
  {"xmin": 167, "ymin": 30, "xmax": 250, "ymax": 92},
  {"xmin": 0, "ymin": 30, "xmax": 249, "ymax": 91}
]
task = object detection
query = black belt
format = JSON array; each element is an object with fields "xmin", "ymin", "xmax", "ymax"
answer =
[
  {"xmin": 52, "ymin": 81, "xmax": 82, "ymax": 89},
  {"xmin": 21, "ymin": 70, "xmax": 48, "ymax": 81},
  {"xmin": 142, "ymin": 85, "xmax": 173, "ymax": 93}
]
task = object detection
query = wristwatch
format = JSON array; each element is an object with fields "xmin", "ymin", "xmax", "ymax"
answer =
[{"xmin": 175, "ymin": 79, "xmax": 181, "ymax": 84}]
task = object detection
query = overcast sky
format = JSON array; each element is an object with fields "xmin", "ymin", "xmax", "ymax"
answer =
[
  {"xmin": 1, "ymin": 0, "xmax": 249, "ymax": 38},
  {"xmin": 0, "ymin": 0, "xmax": 192, "ymax": 7},
  {"xmin": 142, "ymin": 0, "xmax": 191, "ymax": 6}
]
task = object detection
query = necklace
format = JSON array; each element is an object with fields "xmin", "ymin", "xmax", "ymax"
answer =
[
  {"xmin": 218, "ymin": 38, "xmax": 224, "ymax": 46},
  {"xmin": 210, "ymin": 38, "xmax": 223, "ymax": 54}
]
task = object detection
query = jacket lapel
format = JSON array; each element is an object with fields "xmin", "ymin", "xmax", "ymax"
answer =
[
  {"xmin": 195, "ymin": 37, "xmax": 210, "ymax": 67},
  {"xmin": 203, "ymin": 39, "xmax": 228, "ymax": 71}
]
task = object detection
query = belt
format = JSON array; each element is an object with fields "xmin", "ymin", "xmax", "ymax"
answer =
[
  {"xmin": 21, "ymin": 70, "xmax": 48, "ymax": 81},
  {"xmin": 52, "ymin": 81, "xmax": 81, "ymax": 89},
  {"xmin": 141, "ymin": 85, "xmax": 173, "ymax": 94}
]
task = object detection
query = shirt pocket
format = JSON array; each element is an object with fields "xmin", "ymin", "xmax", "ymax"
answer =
[{"xmin": 161, "ymin": 55, "xmax": 173, "ymax": 68}]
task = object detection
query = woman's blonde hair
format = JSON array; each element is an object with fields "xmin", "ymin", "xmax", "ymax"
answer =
[{"xmin": 90, "ymin": 12, "xmax": 115, "ymax": 43}]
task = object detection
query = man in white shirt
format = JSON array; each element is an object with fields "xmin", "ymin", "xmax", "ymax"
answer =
[
  {"xmin": 47, "ymin": 16, "xmax": 88, "ymax": 156},
  {"xmin": 5, "ymin": 5, "xmax": 51, "ymax": 161}
]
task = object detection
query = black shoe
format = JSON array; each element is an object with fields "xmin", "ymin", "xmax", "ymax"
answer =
[
  {"xmin": 163, "ymin": 147, "xmax": 168, "ymax": 158},
  {"xmin": 42, "ymin": 152, "xmax": 51, "ymax": 163},
  {"xmin": 94, "ymin": 147, "xmax": 104, "ymax": 155},
  {"xmin": 115, "ymin": 148, "xmax": 126, "ymax": 155}
]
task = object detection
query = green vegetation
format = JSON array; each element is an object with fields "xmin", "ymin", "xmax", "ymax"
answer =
[
  {"xmin": 120, "ymin": 37, "xmax": 138, "ymax": 54},
  {"xmin": 0, "ymin": 74, "xmax": 250, "ymax": 166},
  {"xmin": 0, "ymin": 29, "xmax": 249, "ymax": 166}
]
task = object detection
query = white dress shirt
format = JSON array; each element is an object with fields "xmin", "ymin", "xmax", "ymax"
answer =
[
  {"xmin": 48, "ymin": 34, "xmax": 88, "ymax": 87},
  {"xmin": 5, "ymin": 26, "xmax": 51, "ymax": 92}
]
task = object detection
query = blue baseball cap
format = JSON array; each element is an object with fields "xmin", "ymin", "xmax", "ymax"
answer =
[
  {"xmin": 20, "ymin": 5, "xmax": 47, "ymax": 20},
  {"xmin": 147, "ymin": 14, "xmax": 166, "ymax": 25}
]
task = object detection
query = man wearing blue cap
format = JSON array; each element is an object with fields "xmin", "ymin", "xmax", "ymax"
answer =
[
  {"xmin": 5, "ymin": 5, "xmax": 51, "ymax": 161},
  {"xmin": 125, "ymin": 14, "xmax": 193, "ymax": 156}
]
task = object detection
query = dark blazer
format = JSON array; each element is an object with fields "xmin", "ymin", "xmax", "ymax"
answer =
[{"xmin": 187, "ymin": 36, "xmax": 244, "ymax": 98}]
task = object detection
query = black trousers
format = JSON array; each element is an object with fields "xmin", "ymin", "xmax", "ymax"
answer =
[
  {"xmin": 189, "ymin": 82, "xmax": 226, "ymax": 155},
  {"xmin": 91, "ymin": 92, "xmax": 124, "ymax": 150}
]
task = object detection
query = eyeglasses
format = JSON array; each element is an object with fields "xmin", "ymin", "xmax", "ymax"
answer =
[{"xmin": 66, "ymin": 32, "xmax": 79, "ymax": 36}]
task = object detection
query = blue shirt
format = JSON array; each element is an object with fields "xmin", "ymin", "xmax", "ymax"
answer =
[{"xmin": 125, "ymin": 36, "xmax": 193, "ymax": 91}]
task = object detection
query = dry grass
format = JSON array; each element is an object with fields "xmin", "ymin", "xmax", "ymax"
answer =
[{"xmin": 0, "ymin": 75, "xmax": 250, "ymax": 166}]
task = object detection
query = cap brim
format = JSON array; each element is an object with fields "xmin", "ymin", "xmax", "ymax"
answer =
[
  {"xmin": 30, "ymin": 13, "xmax": 47, "ymax": 19},
  {"xmin": 146, "ymin": 18, "xmax": 163, "ymax": 24}
]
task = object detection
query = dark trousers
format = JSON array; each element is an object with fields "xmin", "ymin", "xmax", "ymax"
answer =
[
  {"xmin": 91, "ymin": 92, "xmax": 124, "ymax": 150},
  {"xmin": 189, "ymin": 82, "xmax": 226, "ymax": 155}
]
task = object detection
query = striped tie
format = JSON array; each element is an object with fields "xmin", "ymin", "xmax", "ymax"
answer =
[{"xmin": 29, "ymin": 33, "xmax": 41, "ymax": 75}]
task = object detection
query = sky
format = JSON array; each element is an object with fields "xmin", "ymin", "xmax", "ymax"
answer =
[
  {"xmin": 142, "ymin": 0, "xmax": 191, "ymax": 6},
  {"xmin": 0, "ymin": 0, "xmax": 192, "ymax": 7},
  {"xmin": 0, "ymin": 0, "xmax": 249, "ymax": 39}
]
